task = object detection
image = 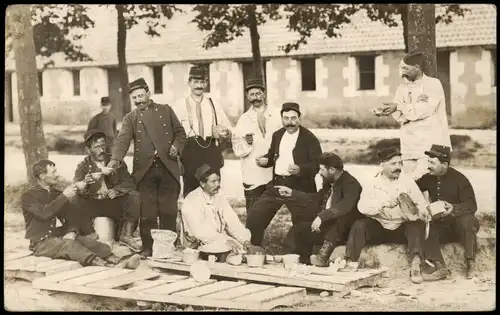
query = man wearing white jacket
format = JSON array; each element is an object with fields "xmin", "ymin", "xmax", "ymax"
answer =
[
  {"xmin": 342, "ymin": 146, "xmax": 430, "ymax": 284},
  {"xmin": 374, "ymin": 51, "xmax": 451, "ymax": 180},
  {"xmin": 232, "ymin": 78, "xmax": 282, "ymax": 213}
]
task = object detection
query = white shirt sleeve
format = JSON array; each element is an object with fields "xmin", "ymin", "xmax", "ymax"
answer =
[
  {"xmin": 232, "ymin": 115, "xmax": 254, "ymax": 158},
  {"xmin": 220, "ymin": 197, "xmax": 251, "ymax": 244}
]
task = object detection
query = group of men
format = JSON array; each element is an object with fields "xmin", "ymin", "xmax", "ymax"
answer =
[{"xmin": 22, "ymin": 50, "xmax": 480, "ymax": 282}]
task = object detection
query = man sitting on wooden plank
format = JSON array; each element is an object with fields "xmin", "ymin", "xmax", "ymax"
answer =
[
  {"xmin": 71, "ymin": 129, "xmax": 142, "ymax": 252},
  {"xmin": 180, "ymin": 164, "xmax": 252, "ymax": 253},
  {"xmin": 21, "ymin": 159, "xmax": 140, "ymax": 269},
  {"xmin": 275, "ymin": 152, "xmax": 363, "ymax": 266},
  {"xmin": 341, "ymin": 146, "xmax": 431, "ymax": 284}
]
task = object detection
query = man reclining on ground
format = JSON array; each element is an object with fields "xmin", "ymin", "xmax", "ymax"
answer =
[
  {"xmin": 341, "ymin": 146, "xmax": 431, "ymax": 284},
  {"xmin": 21, "ymin": 159, "xmax": 140, "ymax": 269},
  {"xmin": 71, "ymin": 129, "xmax": 141, "ymax": 252}
]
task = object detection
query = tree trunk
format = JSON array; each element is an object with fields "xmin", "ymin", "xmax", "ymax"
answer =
[
  {"xmin": 8, "ymin": 4, "xmax": 48, "ymax": 184},
  {"xmin": 246, "ymin": 5, "xmax": 265, "ymax": 86},
  {"xmin": 406, "ymin": 4, "xmax": 437, "ymax": 77},
  {"xmin": 401, "ymin": 6, "xmax": 409, "ymax": 53},
  {"xmin": 116, "ymin": 4, "xmax": 131, "ymax": 116}
]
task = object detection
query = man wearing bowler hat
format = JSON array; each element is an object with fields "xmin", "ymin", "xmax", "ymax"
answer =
[
  {"xmin": 342, "ymin": 146, "xmax": 430, "ymax": 284},
  {"xmin": 108, "ymin": 77, "xmax": 186, "ymax": 258},
  {"xmin": 232, "ymin": 78, "xmax": 282, "ymax": 213},
  {"xmin": 87, "ymin": 96, "xmax": 118, "ymax": 154},
  {"xmin": 172, "ymin": 66, "xmax": 234, "ymax": 197},
  {"xmin": 373, "ymin": 50, "xmax": 451, "ymax": 181},
  {"xmin": 417, "ymin": 145, "xmax": 480, "ymax": 280},
  {"xmin": 245, "ymin": 102, "xmax": 322, "ymax": 259}
]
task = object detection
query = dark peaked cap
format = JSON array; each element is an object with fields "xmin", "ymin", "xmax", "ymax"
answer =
[
  {"xmin": 194, "ymin": 164, "xmax": 216, "ymax": 182},
  {"xmin": 128, "ymin": 78, "xmax": 149, "ymax": 93},
  {"xmin": 245, "ymin": 78, "xmax": 265, "ymax": 91},
  {"xmin": 84, "ymin": 129, "xmax": 106, "ymax": 144},
  {"xmin": 377, "ymin": 146, "xmax": 402, "ymax": 163},
  {"xmin": 402, "ymin": 50, "xmax": 426, "ymax": 67},
  {"xmin": 425, "ymin": 144, "xmax": 452, "ymax": 160},
  {"xmin": 189, "ymin": 66, "xmax": 207, "ymax": 79}
]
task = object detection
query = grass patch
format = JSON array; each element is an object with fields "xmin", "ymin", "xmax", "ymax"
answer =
[{"xmin": 450, "ymin": 106, "xmax": 497, "ymax": 130}]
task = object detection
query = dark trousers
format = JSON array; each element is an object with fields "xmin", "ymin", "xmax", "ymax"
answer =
[
  {"xmin": 345, "ymin": 218, "xmax": 426, "ymax": 262},
  {"xmin": 31, "ymin": 235, "xmax": 112, "ymax": 266},
  {"xmin": 293, "ymin": 210, "xmax": 363, "ymax": 261},
  {"xmin": 243, "ymin": 184, "xmax": 267, "ymax": 213},
  {"xmin": 70, "ymin": 192, "xmax": 141, "ymax": 236},
  {"xmin": 138, "ymin": 160, "xmax": 180, "ymax": 250},
  {"xmin": 182, "ymin": 136, "xmax": 223, "ymax": 198},
  {"xmin": 246, "ymin": 183, "xmax": 318, "ymax": 246},
  {"xmin": 424, "ymin": 214, "xmax": 480, "ymax": 261}
]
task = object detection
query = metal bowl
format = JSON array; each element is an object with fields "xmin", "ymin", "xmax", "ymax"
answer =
[{"xmin": 246, "ymin": 253, "xmax": 266, "ymax": 267}]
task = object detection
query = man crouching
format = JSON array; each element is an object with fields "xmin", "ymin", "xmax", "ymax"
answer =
[
  {"xmin": 21, "ymin": 159, "xmax": 140, "ymax": 269},
  {"xmin": 71, "ymin": 129, "xmax": 141, "ymax": 252},
  {"xmin": 180, "ymin": 164, "xmax": 252, "ymax": 253}
]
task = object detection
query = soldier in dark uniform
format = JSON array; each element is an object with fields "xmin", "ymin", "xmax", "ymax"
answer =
[
  {"xmin": 172, "ymin": 66, "xmax": 233, "ymax": 197},
  {"xmin": 71, "ymin": 129, "xmax": 142, "ymax": 252},
  {"xmin": 108, "ymin": 78, "xmax": 187, "ymax": 258},
  {"xmin": 21, "ymin": 159, "xmax": 140, "ymax": 269},
  {"xmin": 87, "ymin": 96, "xmax": 118, "ymax": 154}
]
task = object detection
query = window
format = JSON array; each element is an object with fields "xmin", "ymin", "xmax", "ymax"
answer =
[
  {"xmin": 357, "ymin": 55, "xmax": 376, "ymax": 90},
  {"xmin": 300, "ymin": 58, "xmax": 316, "ymax": 91},
  {"xmin": 152, "ymin": 65, "xmax": 163, "ymax": 94},
  {"xmin": 38, "ymin": 71, "xmax": 43, "ymax": 96},
  {"xmin": 491, "ymin": 49, "xmax": 497, "ymax": 87},
  {"xmin": 193, "ymin": 63, "xmax": 211, "ymax": 93},
  {"xmin": 72, "ymin": 69, "xmax": 80, "ymax": 96}
]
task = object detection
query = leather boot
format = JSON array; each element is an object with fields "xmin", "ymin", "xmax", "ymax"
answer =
[
  {"xmin": 119, "ymin": 220, "xmax": 142, "ymax": 252},
  {"xmin": 310, "ymin": 240, "xmax": 335, "ymax": 267},
  {"xmin": 140, "ymin": 248, "xmax": 153, "ymax": 259},
  {"xmin": 112, "ymin": 254, "xmax": 141, "ymax": 270},
  {"xmin": 466, "ymin": 259, "xmax": 477, "ymax": 279},
  {"xmin": 410, "ymin": 255, "xmax": 424, "ymax": 284},
  {"xmin": 91, "ymin": 256, "xmax": 113, "ymax": 267},
  {"xmin": 422, "ymin": 260, "xmax": 451, "ymax": 281}
]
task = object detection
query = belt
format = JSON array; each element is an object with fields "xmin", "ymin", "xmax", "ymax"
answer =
[{"xmin": 274, "ymin": 175, "xmax": 291, "ymax": 181}]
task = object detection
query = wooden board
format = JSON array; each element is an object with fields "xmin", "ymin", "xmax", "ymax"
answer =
[
  {"xmin": 4, "ymin": 252, "xmax": 84, "ymax": 282},
  {"xmin": 33, "ymin": 266, "xmax": 306, "ymax": 310},
  {"xmin": 148, "ymin": 259, "xmax": 387, "ymax": 292}
]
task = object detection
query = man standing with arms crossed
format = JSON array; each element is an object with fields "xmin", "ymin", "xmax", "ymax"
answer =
[
  {"xmin": 172, "ymin": 66, "xmax": 234, "ymax": 197},
  {"xmin": 108, "ymin": 78, "xmax": 186, "ymax": 258},
  {"xmin": 374, "ymin": 50, "xmax": 451, "ymax": 180},
  {"xmin": 232, "ymin": 78, "xmax": 281, "ymax": 213}
]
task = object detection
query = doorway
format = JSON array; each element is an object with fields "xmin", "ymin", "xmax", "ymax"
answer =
[
  {"xmin": 106, "ymin": 68, "xmax": 124, "ymax": 121},
  {"xmin": 241, "ymin": 60, "xmax": 267, "ymax": 112},
  {"xmin": 437, "ymin": 50, "xmax": 451, "ymax": 116}
]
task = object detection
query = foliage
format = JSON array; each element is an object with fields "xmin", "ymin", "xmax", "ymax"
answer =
[{"xmin": 115, "ymin": 4, "xmax": 182, "ymax": 34}]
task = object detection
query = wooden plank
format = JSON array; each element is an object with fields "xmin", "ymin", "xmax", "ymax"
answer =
[
  {"xmin": 31, "ymin": 281, "xmax": 285, "ymax": 310},
  {"xmin": 86, "ymin": 270, "xmax": 160, "ymax": 289},
  {"xmin": 173, "ymin": 281, "xmax": 247, "ymax": 298},
  {"xmin": 234, "ymin": 286, "xmax": 306, "ymax": 303},
  {"xmin": 5, "ymin": 256, "xmax": 50, "ymax": 270},
  {"xmin": 149, "ymin": 260, "xmax": 386, "ymax": 292},
  {"xmin": 32, "ymin": 266, "xmax": 108, "ymax": 284},
  {"xmin": 204, "ymin": 283, "xmax": 275, "ymax": 300},
  {"xmin": 61, "ymin": 268, "xmax": 134, "ymax": 286},
  {"xmin": 143, "ymin": 278, "xmax": 217, "ymax": 295},
  {"xmin": 35, "ymin": 260, "xmax": 76, "ymax": 273},
  {"xmin": 44, "ymin": 261, "xmax": 82, "ymax": 275},
  {"xmin": 127, "ymin": 275, "xmax": 189, "ymax": 292},
  {"xmin": 4, "ymin": 250, "xmax": 33, "ymax": 262}
]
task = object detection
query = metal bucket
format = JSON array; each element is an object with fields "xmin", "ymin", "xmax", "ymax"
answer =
[{"xmin": 94, "ymin": 217, "xmax": 115, "ymax": 248}]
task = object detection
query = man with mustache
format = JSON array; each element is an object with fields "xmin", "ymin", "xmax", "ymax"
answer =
[
  {"xmin": 373, "ymin": 50, "xmax": 451, "ymax": 180},
  {"xmin": 108, "ymin": 78, "xmax": 187, "ymax": 258},
  {"xmin": 71, "ymin": 129, "xmax": 142, "ymax": 252},
  {"xmin": 232, "ymin": 78, "xmax": 282, "ymax": 213},
  {"xmin": 180, "ymin": 164, "xmax": 252, "ymax": 253},
  {"xmin": 342, "ymin": 146, "xmax": 430, "ymax": 284},
  {"xmin": 417, "ymin": 145, "xmax": 480, "ymax": 280},
  {"xmin": 21, "ymin": 159, "xmax": 140, "ymax": 269},
  {"xmin": 245, "ymin": 102, "xmax": 323, "ymax": 260},
  {"xmin": 275, "ymin": 152, "xmax": 363, "ymax": 266},
  {"xmin": 172, "ymin": 66, "xmax": 234, "ymax": 197}
]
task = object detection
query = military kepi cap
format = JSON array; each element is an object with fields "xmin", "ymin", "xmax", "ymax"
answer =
[
  {"xmin": 245, "ymin": 78, "xmax": 265, "ymax": 92},
  {"xmin": 281, "ymin": 102, "xmax": 301, "ymax": 116},
  {"xmin": 377, "ymin": 146, "xmax": 402, "ymax": 163},
  {"xmin": 402, "ymin": 50, "xmax": 425, "ymax": 67},
  {"xmin": 194, "ymin": 164, "xmax": 216, "ymax": 182},
  {"xmin": 128, "ymin": 77, "xmax": 149, "ymax": 94},
  {"xmin": 425, "ymin": 144, "xmax": 451, "ymax": 160},
  {"xmin": 84, "ymin": 129, "xmax": 106, "ymax": 144},
  {"xmin": 189, "ymin": 66, "xmax": 207, "ymax": 79},
  {"xmin": 100, "ymin": 96, "xmax": 111, "ymax": 105}
]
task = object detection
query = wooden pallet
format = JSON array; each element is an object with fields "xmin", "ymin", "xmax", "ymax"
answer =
[
  {"xmin": 5, "ymin": 250, "xmax": 83, "ymax": 282},
  {"xmin": 149, "ymin": 259, "xmax": 387, "ymax": 293},
  {"xmin": 32, "ymin": 267, "xmax": 306, "ymax": 310}
]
